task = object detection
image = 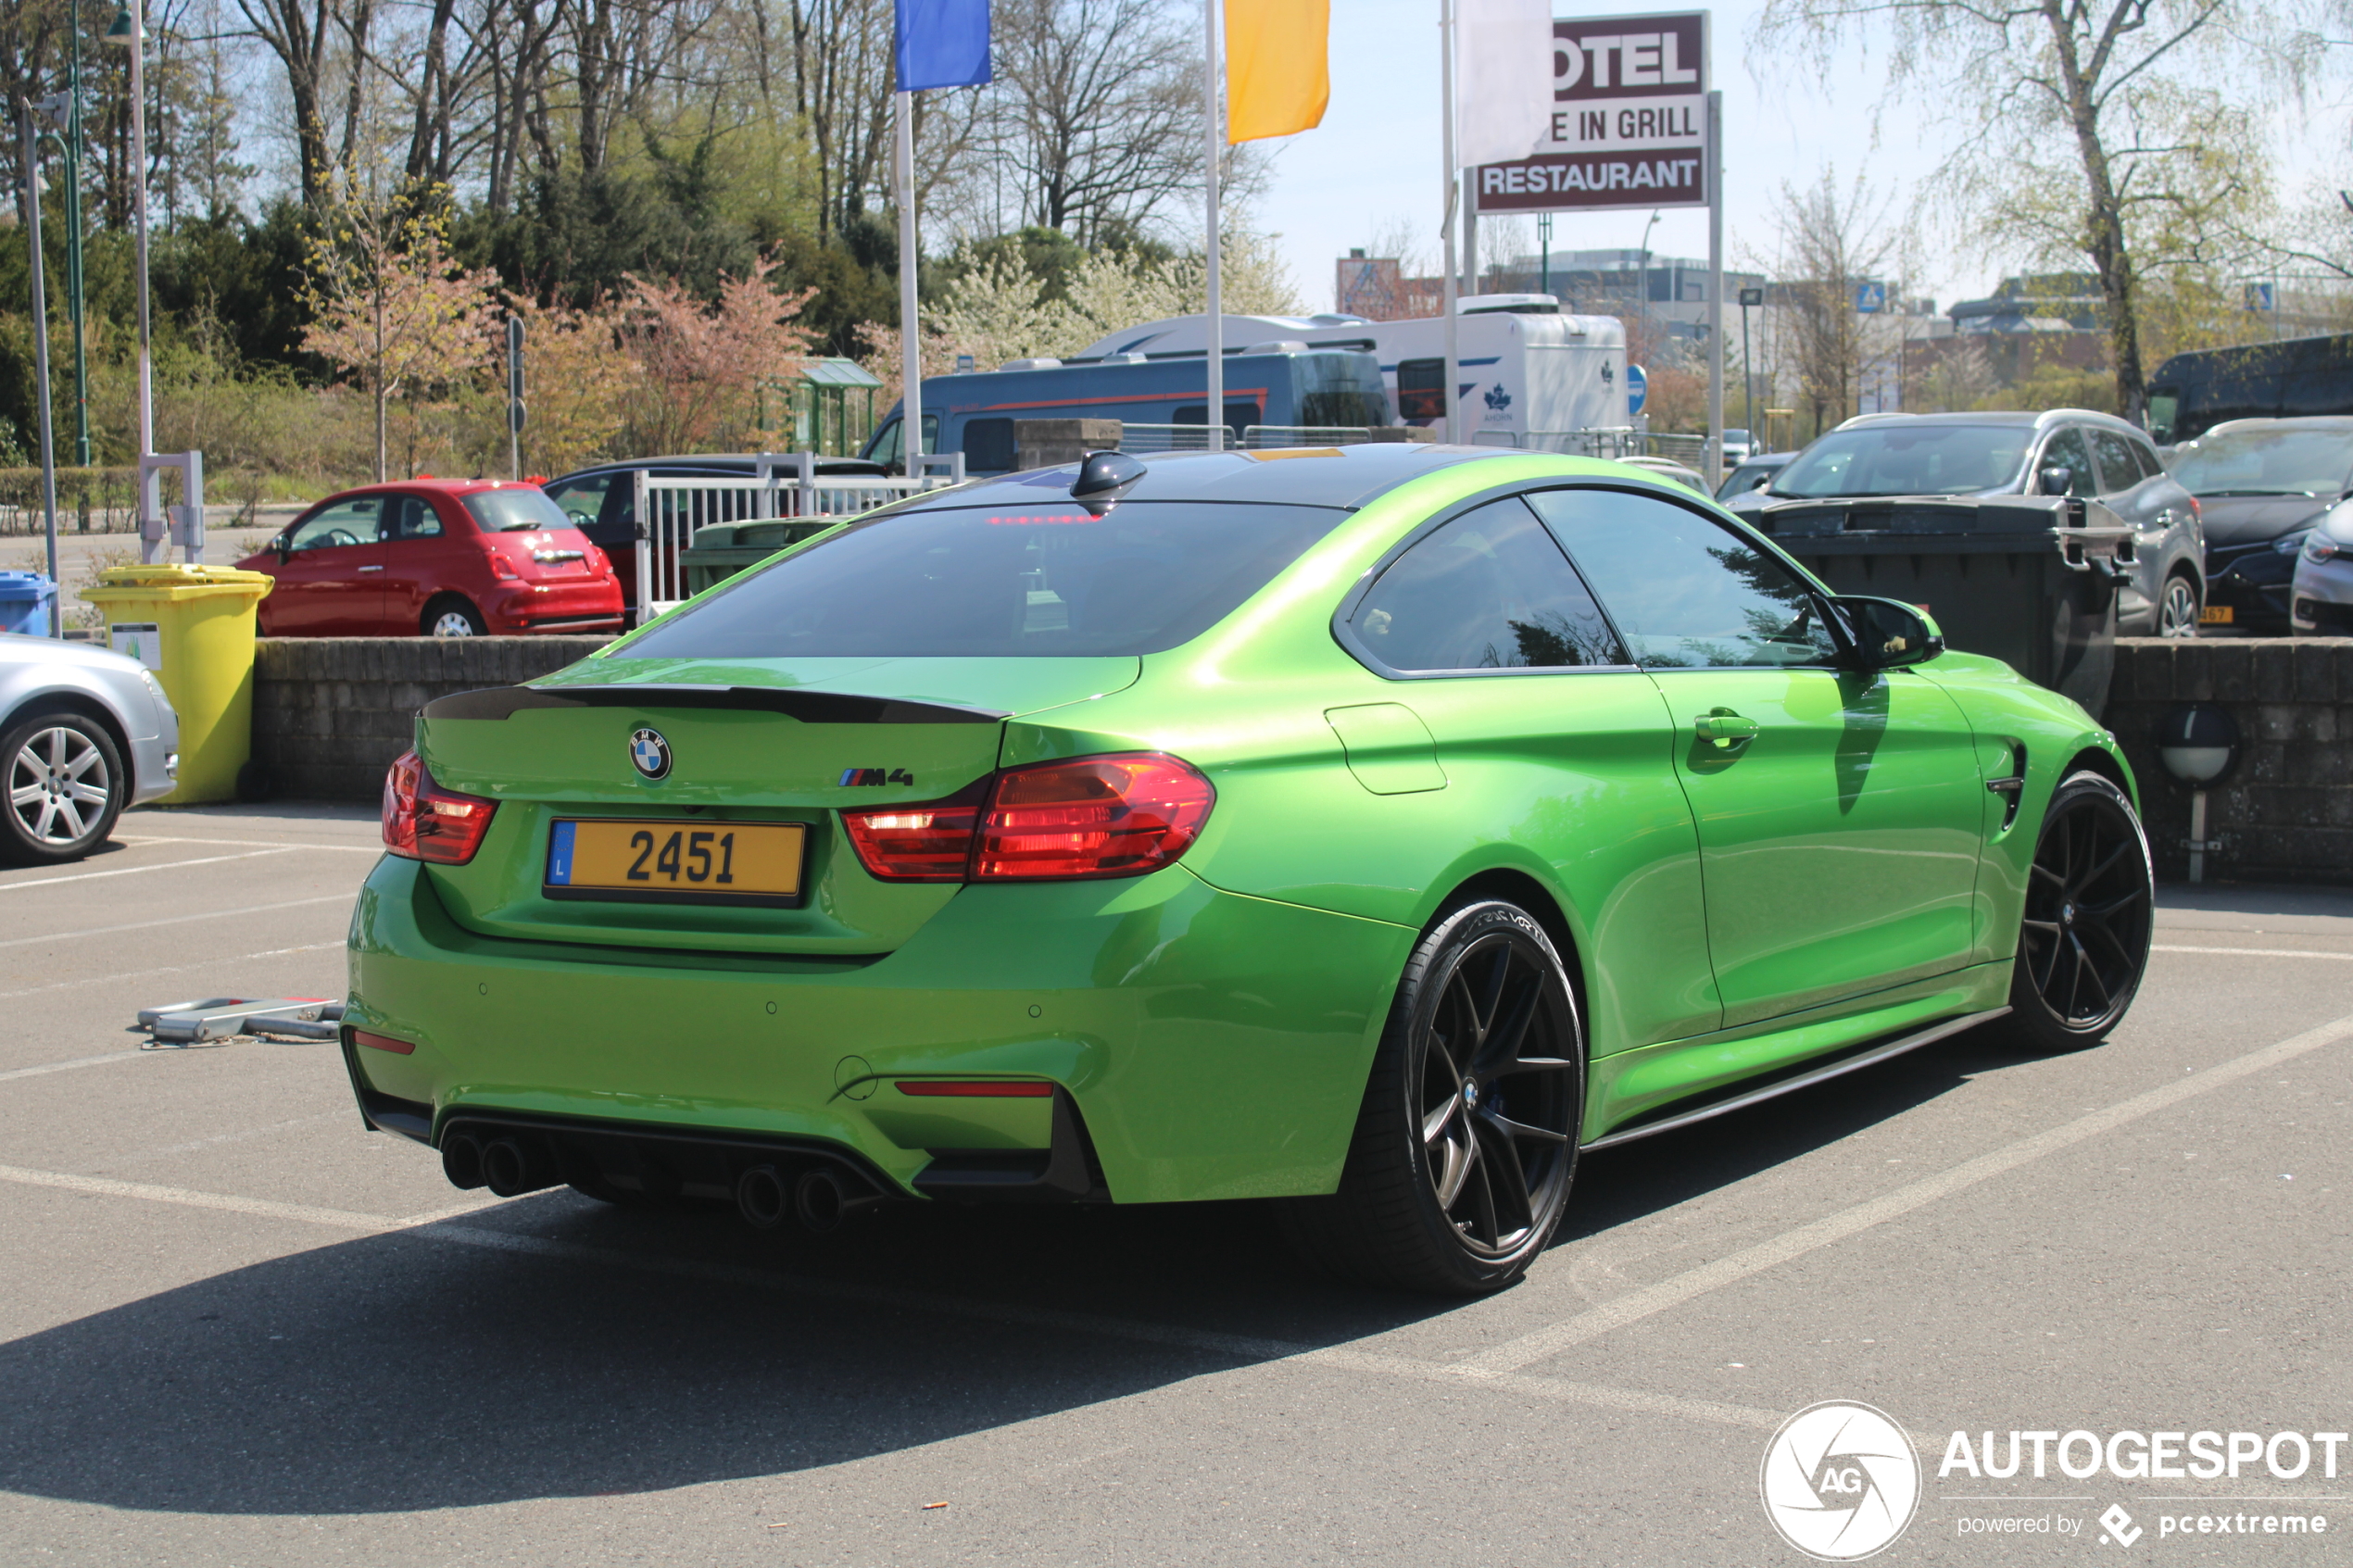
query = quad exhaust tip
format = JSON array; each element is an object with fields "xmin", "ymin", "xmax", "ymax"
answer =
[
  {"xmin": 736, "ymin": 1164, "xmax": 790, "ymax": 1229},
  {"xmin": 441, "ymin": 1133, "xmax": 485, "ymax": 1190},
  {"xmin": 481, "ymin": 1135, "xmax": 555, "ymax": 1198}
]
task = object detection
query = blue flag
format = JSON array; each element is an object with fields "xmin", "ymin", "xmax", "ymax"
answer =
[{"xmin": 896, "ymin": 0, "xmax": 991, "ymax": 92}]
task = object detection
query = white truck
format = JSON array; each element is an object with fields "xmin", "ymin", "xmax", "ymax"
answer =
[{"xmin": 1069, "ymin": 295, "xmax": 1630, "ymax": 446}]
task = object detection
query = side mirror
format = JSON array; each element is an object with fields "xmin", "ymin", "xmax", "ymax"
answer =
[
  {"xmin": 1836, "ymin": 596, "xmax": 1944, "ymax": 670},
  {"xmin": 272, "ymin": 535, "xmax": 292, "ymax": 561},
  {"xmin": 2038, "ymin": 465, "xmax": 2074, "ymax": 496}
]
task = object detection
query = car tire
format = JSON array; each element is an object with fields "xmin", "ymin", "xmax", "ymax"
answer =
[
  {"xmin": 1280, "ymin": 898, "xmax": 1584, "ymax": 1295},
  {"xmin": 2158, "ymin": 572, "xmax": 2202, "ymax": 638},
  {"xmin": 0, "ymin": 710, "xmax": 128, "ymax": 867},
  {"xmin": 2000, "ymin": 771, "xmax": 2154, "ymax": 1054},
  {"xmin": 424, "ymin": 596, "xmax": 488, "ymax": 637}
]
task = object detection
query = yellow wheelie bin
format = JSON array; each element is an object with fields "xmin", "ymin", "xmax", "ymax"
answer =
[{"xmin": 82, "ymin": 564, "xmax": 274, "ymax": 805}]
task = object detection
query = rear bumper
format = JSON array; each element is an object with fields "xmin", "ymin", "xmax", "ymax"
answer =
[
  {"xmin": 2205, "ymin": 552, "xmax": 2296, "ymax": 629},
  {"xmin": 484, "ymin": 582, "xmax": 624, "ymax": 633},
  {"xmin": 343, "ymin": 855, "xmax": 1411, "ymax": 1203}
]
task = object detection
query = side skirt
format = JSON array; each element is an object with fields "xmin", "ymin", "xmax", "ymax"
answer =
[{"xmin": 1580, "ymin": 1007, "xmax": 2009, "ymax": 1152}]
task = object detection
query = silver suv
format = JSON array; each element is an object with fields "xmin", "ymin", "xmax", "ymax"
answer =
[{"xmin": 1726, "ymin": 409, "xmax": 2207, "ymax": 636}]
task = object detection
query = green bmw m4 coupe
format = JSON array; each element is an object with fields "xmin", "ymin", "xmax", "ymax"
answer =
[{"xmin": 345, "ymin": 444, "xmax": 2154, "ymax": 1294}]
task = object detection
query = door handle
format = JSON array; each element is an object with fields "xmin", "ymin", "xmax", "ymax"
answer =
[
  {"xmin": 1693, "ymin": 709, "xmax": 1758, "ymax": 749},
  {"xmin": 357, "ymin": 564, "xmax": 384, "ymax": 572}
]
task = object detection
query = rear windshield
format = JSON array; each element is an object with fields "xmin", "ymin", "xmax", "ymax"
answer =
[
  {"xmin": 621, "ymin": 499, "xmax": 1351, "ymax": 659},
  {"xmin": 463, "ymin": 489, "xmax": 573, "ymax": 532},
  {"xmin": 1771, "ymin": 425, "xmax": 2030, "ymax": 498},
  {"xmin": 2169, "ymin": 428, "xmax": 2353, "ymax": 497}
]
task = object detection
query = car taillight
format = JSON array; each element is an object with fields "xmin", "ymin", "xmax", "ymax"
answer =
[
  {"xmin": 975, "ymin": 756, "xmax": 1214, "ymax": 880},
  {"xmin": 842, "ymin": 754, "xmax": 1214, "ymax": 884},
  {"xmin": 839, "ymin": 783, "xmax": 986, "ymax": 882},
  {"xmin": 382, "ymin": 748, "xmax": 498, "ymax": 864},
  {"xmin": 489, "ymin": 553, "xmax": 522, "ymax": 581}
]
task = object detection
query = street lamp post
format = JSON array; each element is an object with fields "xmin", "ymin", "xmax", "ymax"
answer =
[
  {"xmin": 19, "ymin": 101, "xmax": 64, "ymax": 635},
  {"xmin": 104, "ymin": 0, "xmax": 159, "ymax": 561},
  {"xmin": 63, "ymin": 20, "xmax": 91, "ymax": 467},
  {"xmin": 1739, "ymin": 284, "xmax": 1763, "ymax": 442}
]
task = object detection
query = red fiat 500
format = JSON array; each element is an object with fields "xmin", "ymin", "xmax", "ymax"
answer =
[{"xmin": 238, "ymin": 480, "xmax": 625, "ymax": 637}]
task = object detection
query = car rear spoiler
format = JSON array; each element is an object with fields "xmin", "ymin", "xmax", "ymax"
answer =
[{"xmin": 422, "ymin": 684, "xmax": 1006, "ymax": 725}]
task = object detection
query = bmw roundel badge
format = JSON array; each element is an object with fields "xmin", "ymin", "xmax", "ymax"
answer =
[{"xmin": 628, "ymin": 727, "xmax": 672, "ymax": 781}]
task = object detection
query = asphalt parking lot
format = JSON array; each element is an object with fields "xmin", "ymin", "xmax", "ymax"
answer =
[{"xmin": 3, "ymin": 804, "xmax": 2350, "ymax": 1565}]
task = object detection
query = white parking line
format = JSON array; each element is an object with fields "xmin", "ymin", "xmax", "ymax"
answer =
[
  {"xmin": 2153, "ymin": 944, "xmax": 2353, "ymax": 960},
  {"xmin": 0, "ymin": 1050, "xmax": 148, "ymax": 1084},
  {"xmin": 0, "ymin": 941, "xmax": 346, "ymax": 1001},
  {"xmin": 0, "ymin": 894, "xmax": 353, "ymax": 949},
  {"xmin": 0, "ymin": 848, "xmax": 294, "ymax": 891},
  {"xmin": 117, "ymin": 834, "xmax": 381, "ymax": 854},
  {"xmin": 1460, "ymin": 1005, "xmax": 2353, "ymax": 1377}
]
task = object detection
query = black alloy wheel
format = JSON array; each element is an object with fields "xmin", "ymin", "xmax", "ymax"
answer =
[
  {"xmin": 2006, "ymin": 771, "xmax": 2154, "ymax": 1052},
  {"xmin": 1283, "ymin": 899, "xmax": 1584, "ymax": 1294},
  {"xmin": 1, "ymin": 712, "xmax": 127, "ymax": 866}
]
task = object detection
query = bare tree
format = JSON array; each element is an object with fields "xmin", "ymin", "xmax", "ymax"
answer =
[
  {"xmin": 1771, "ymin": 170, "xmax": 1901, "ymax": 437},
  {"xmin": 988, "ymin": 0, "xmax": 1202, "ymax": 244},
  {"xmin": 1755, "ymin": 0, "xmax": 2315, "ymax": 423}
]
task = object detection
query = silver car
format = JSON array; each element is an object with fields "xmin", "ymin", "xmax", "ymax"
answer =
[
  {"xmin": 2290, "ymin": 501, "xmax": 2353, "ymax": 633},
  {"xmin": 1, "ymin": 634, "xmax": 181, "ymax": 865},
  {"xmin": 1725, "ymin": 409, "xmax": 2207, "ymax": 635}
]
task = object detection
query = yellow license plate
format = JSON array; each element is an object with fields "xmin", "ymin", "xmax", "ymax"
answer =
[
  {"xmin": 2200, "ymin": 606, "xmax": 2233, "ymax": 624},
  {"xmin": 545, "ymin": 820, "xmax": 807, "ymax": 906}
]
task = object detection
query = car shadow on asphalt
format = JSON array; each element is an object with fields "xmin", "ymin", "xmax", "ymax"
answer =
[
  {"xmin": 0, "ymin": 1024, "xmax": 2043, "ymax": 1516},
  {"xmin": 1554, "ymin": 1018, "xmax": 2045, "ymax": 1244}
]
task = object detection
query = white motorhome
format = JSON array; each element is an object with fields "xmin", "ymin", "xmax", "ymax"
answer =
[{"xmin": 1070, "ymin": 296, "xmax": 1629, "ymax": 445}]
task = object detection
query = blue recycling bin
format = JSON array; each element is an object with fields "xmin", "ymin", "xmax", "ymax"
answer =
[{"xmin": 0, "ymin": 571, "xmax": 59, "ymax": 636}]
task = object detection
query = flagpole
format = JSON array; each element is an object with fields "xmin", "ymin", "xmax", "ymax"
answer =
[
  {"xmin": 896, "ymin": 88, "xmax": 923, "ymax": 477},
  {"xmin": 1203, "ymin": 0, "xmax": 1224, "ymax": 451},
  {"xmin": 1440, "ymin": 0, "xmax": 1459, "ymax": 445}
]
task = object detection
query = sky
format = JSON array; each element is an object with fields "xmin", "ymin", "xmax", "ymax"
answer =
[{"xmin": 1245, "ymin": 0, "xmax": 2345, "ymax": 320}]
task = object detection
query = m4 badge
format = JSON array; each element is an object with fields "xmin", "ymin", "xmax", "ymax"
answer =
[{"xmin": 839, "ymin": 768, "xmax": 916, "ymax": 787}]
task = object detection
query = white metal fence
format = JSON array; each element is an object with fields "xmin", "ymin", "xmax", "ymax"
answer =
[
  {"xmin": 1480, "ymin": 429, "xmax": 1715, "ymax": 469},
  {"xmin": 632, "ymin": 452, "xmax": 963, "ymax": 620},
  {"xmin": 1112, "ymin": 424, "xmax": 1408, "ymax": 454}
]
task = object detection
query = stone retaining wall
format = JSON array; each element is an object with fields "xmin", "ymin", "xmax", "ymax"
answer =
[
  {"xmin": 247, "ymin": 633, "xmax": 2353, "ymax": 890},
  {"xmin": 2107, "ymin": 637, "xmax": 2353, "ymax": 885},
  {"xmin": 250, "ymin": 637, "xmax": 610, "ymax": 802}
]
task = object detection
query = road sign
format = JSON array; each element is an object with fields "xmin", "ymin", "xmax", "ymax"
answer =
[
  {"xmin": 2245, "ymin": 282, "xmax": 2275, "ymax": 313},
  {"xmin": 1473, "ymin": 12, "xmax": 1710, "ymax": 214},
  {"xmin": 1627, "ymin": 362, "xmax": 1649, "ymax": 417},
  {"xmin": 1855, "ymin": 281, "xmax": 1887, "ymax": 314},
  {"xmin": 1740, "ymin": 285, "xmax": 1764, "ymax": 307}
]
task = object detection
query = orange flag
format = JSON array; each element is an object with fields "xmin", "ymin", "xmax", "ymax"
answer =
[{"xmin": 1224, "ymin": 0, "xmax": 1329, "ymax": 144}]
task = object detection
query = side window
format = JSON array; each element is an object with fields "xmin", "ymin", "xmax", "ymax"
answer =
[
  {"xmin": 867, "ymin": 417, "xmax": 903, "ymax": 469},
  {"xmin": 961, "ymin": 417, "xmax": 1016, "ymax": 471},
  {"xmin": 2087, "ymin": 430, "xmax": 2143, "ymax": 495},
  {"xmin": 1396, "ymin": 358, "xmax": 1446, "ymax": 422},
  {"xmin": 2037, "ymin": 428, "xmax": 2096, "ymax": 497},
  {"xmin": 2133, "ymin": 439, "xmax": 2166, "ymax": 482},
  {"xmin": 544, "ymin": 475, "xmax": 610, "ymax": 529},
  {"xmin": 287, "ymin": 496, "xmax": 381, "ymax": 551},
  {"xmin": 1523, "ymin": 487, "xmax": 1837, "ymax": 670},
  {"xmin": 385, "ymin": 495, "xmax": 444, "ymax": 540},
  {"xmin": 1351, "ymin": 496, "xmax": 1626, "ymax": 672}
]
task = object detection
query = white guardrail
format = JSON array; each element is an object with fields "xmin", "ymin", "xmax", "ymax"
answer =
[{"xmin": 632, "ymin": 453, "xmax": 963, "ymax": 620}]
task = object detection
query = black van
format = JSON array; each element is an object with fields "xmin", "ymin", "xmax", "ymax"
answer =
[{"xmin": 2146, "ymin": 334, "xmax": 2353, "ymax": 445}]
